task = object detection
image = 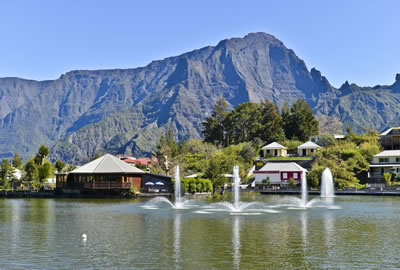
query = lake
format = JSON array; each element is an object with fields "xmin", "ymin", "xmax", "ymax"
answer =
[{"xmin": 1, "ymin": 194, "xmax": 400, "ymax": 269}]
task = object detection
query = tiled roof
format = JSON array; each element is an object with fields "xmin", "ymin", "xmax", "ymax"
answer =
[{"xmin": 70, "ymin": 154, "xmax": 145, "ymax": 174}]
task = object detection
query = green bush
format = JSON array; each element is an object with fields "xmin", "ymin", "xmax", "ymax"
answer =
[{"xmin": 179, "ymin": 177, "xmax": 213, "ymax": 194}]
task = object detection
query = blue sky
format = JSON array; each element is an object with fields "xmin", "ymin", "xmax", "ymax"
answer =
[{"xmin": 0, "ymin": 0, "xmax": 398, "ymax": 87}]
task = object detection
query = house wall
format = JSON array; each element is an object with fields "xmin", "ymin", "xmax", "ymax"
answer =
[
  {"xmin": 254, "ymin": 171, "xmax": 281, "ymax": 184},
  {"xmin": 263, "ymin": 148, "xmax": 288, "ymax": 157},
  {"xmin": 254, "ymin": 170, "xmax": 303, "ymax": 184},
  {"xmin": 372, "ymin": 156, "xmax": 400, "ymax": 163},
  {"xmin": 280, "ymin": 171, "xmax": 302, "ymax": 181},
  {"xmin": 298, "ymin": 148, "xmax": 317, "ymax": 157}
]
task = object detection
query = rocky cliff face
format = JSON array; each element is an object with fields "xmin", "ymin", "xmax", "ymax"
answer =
[{"xmin": 0, "ymin": 32, "xmax": 398, "ymax": 163}]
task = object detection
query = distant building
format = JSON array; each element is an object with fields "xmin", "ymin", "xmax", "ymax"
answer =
[
  {"xmin": 379, "ymin": 127, "xmax": 400, "ymax": 150},
  {"xmin": 309, "ymin": 134, "xmax": 345, "ymax": 144},
  {"xmin": 297, "ymin": 141, "xmax": 321, "ymax": 157},
  {"xmin": 56, "ymin": 154, "xmax": 171, "ymax": 196},
  {"xmin": 253, "ymin": 162, "xmax": 307, "ymax": 186},
  {"xmin": 117, "ymin": 155, "xmax": 157, "ymax": 167},
  {"xmin": 261, "ymin": 142, "xmax": 287, "ymax": 157},
  {"xmin": 369, "ymin": 150, "xmax": 400, "ymax": 181}
]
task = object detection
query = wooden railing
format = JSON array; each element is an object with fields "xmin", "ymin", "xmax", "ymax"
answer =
[{"xmin": 56, "ymin": 182, "xmax": 131, "ymax": 189}]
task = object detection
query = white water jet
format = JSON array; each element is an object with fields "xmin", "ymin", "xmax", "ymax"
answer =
[
  {"xmin": 320, "ymin": 168, "xmax": 335, "ymax": 198},
  {"xmin": 233, "ymin": 165, "xmax": 240, "ymax": 211},
  {"xmin": 300, "ymin": 171, "xmax": 308, "ymax": 207},
  {"xmin": 174, "ymin": 165, "xmax": 183, "ymax": 209}
]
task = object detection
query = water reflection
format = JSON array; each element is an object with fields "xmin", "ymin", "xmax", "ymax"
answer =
[
  {"xmin": 232, "ymin": 216, "xmax": 241, "ymax": 270},
  {"xmin": 323, "ymin": 211, "xmax": 334, "ymax": 248},
  {"xmin": 10, "ymin": 200, "xmax": 21, "ymax": 245},
  {"xmin": 300, "ymin": 211, "xmax": 308, "ymax": 248},
  {"xmin": 173, "ymin": 213, "xmax": 182, "ymax": 270}
]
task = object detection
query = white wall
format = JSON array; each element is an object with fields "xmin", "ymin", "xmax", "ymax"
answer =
[{"xmin": 254, "ymin": 173, "xmax": 281, "ymax": 184}]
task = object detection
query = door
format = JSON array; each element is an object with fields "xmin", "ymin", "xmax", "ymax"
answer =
[{"xmin": 302, "ymin": 149, "xmax": 307, "ymax": 156}]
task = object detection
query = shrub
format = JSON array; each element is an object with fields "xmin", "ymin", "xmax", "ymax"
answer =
[{"xmin": 383, "ymin": 173, "xmax": 392, "ymax": 186}]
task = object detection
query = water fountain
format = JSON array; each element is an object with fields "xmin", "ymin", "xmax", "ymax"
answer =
[
  {"xmin": 174, "ymin": 165, "xmax": 183, "ymax": 209},
  {"xmin": 284, "ymin": 168, "xmax": 337, "ymax": 208},
  {"xmin": 205, "ymin": 165, "xmax": 262, "ymax": 214},
  {"xmin": 300, "ymin": 171, "xmax": 308, "ymax": 207},
  {"xmin": 320, "ymin": 168, "xmax": 334, "ymax": 198},
  {"xmin": 232, "ymin": 165, "xmax": 240, "ymax": 211},
  {"xmin": 142, "ymin": 165, "xmax": 193, "ymax": 209}
]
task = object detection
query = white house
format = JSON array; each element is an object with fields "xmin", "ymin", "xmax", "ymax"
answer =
[
  {"xmin": 369, "ymin": 150, "xmax": 400, "ymax": 179},
  {"xmin": 253, "ymin": 162, "xmax": 307, "ymax": 185},
  {"xmin": 262, "ymin": 142, "xmax": 287, "ymax": 157},
  {"xmin": 309, "ymin": 134, "xmax": 345, "ymax": 144},
  {"xmin": 297, "ymin": 141, "xmax": 321, "ymax": 157}
]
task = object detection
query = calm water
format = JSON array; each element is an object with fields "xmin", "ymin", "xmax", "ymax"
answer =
[{"xmin": 1, "ymin": 194, "xmax": 400, "ymax": 269}]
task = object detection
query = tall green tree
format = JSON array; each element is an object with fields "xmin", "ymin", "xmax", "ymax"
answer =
[
  {"xmin": 202, "ymin": 98, "xmax": 229, "ymax": 146},
  {"xmin": 258, "ymin": 99, "xmax": 285, "ymax": 143},
  {"xmin": 38, "ymin": 145, "xmax": 49, "ymax": 165},
  {"xmin": 224, "ymin": 102, "xmax": 263, "ymax": 145},
  {"xmin": 25, "ymin": 159, "xmax": 39, "ymax": 189},
  {"xmin": 283, "ymin": 98, "xmax": 319, "ymax": 141},
  {"xmin": 55, "ymin": 160, "xmax": 66, "ymax": 173},
  {"xmin": 155, "ymin": 128, "xmax": 179, "ymax": 174},
  {"xmin": 0, "ymin": 158, "xmax": 14, "ymax": 189},
  {"xmin": 12, "ymin": 153, "xmax": 24, "ymax": 170}
]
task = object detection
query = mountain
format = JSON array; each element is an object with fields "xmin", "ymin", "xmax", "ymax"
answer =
[{"xmin": 0, "ymin": 32, "xmax": 398, "ymax": 163}]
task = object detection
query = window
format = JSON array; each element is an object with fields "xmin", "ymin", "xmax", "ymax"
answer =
[
  {"xmin": 282, "ymin": 173, "xmax": 287, "ymax": 179},
  {"xmin": 293, "ymin": 173, "xmax": 298, "ymax": 179},
  {"xmin": 396, "ymin": 158, "xmax": 400, "ymax": 163},
  {"xmin": 310, "ymin": 149, "xmax": 314, "ymax": 153},
  {"xmin": 379, "ymin": 158, "xmax": 389, "ymax": 163},
  {"xmin": 266, "ymin": 150, "xmax": 270, "ymax": 154}
]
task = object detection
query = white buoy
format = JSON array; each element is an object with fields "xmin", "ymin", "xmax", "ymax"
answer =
[{"xmin": 81, "ymin": 233, "xmax": 87, "ymax": 240}]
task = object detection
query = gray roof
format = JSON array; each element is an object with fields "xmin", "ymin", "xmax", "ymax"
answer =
[
  {"xmin": 262, "ymin": 142, "xmax": 287, "ymax": 150},
  {"xmin": 258, "ymin": 162, "xmax": 307, "ymax": 172},
  {"xmin": 380, "ymin": 127, "xmax": 400, "ymax": 136},
  {"xmin": 297, "ymin": 141, "xmax": 321, "ymax": 149},
  {"xmin": 70, "ymin": 154, "xmax": 145, "ymax": 174},
  {"xmin": 373, "ymin": 150, "xmax": 400, "ymax": 157}
]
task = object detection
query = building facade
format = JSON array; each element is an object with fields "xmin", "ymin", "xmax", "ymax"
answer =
[
  {"xmin": 56, "ymin": 154, "xmax": 172, "ymax": 196},
  {"xmin": 369, "ymin": 150, "xmax": 400, "ymax": 180},
  {"xmin": 261, "ymin": 142, "xmax": 288, "ymax": 157},
  {"xmin": 380, "ymin": 127, "xmax": 400, "ymax": 150},
  {"xmin": 297, "ymin": 141, "xmax": 321, "ymax": 157},
  {"xmin": 253, "ymin": 162, "xmax": 307, "ymax": 186}
]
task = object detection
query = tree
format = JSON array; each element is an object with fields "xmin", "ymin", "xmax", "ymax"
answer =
[
  {"xmin": 224, "ymin": 102, "xmax": 263, "ymax": 145},
  {"xmin": 202, "ymin": 98, "xmax": 229, "ymax": 146},
  {"xmin": 258, "ymin": 99, "xmax": 285, "ymax": 143},
  {"xmin": 38, "ymin": 161, "xmax": 53, "ymax": 184},
  {"xmin": 316, "ymin": 114, "xmax": 344, "ymax": 134},
  {"xmin": 283, "ymin": 98, "xmax": 319, "ymax": 141},
  {"xmin": 25, "ymin": 159, "xmax": 39, "ymax": 189},
  {"xmin": 383, "ymin": 173, "xmax": 392, "ymax": 186},
  {"xmin": 12, "ymin": 153, "xmax": 24, "ymax": 170},
  {"xmin": 55, "ymin": 160, "xmax": 66, "ymax": 173},
  {"xmin": 0, "ymin": 158, "xmax": 14, "ymax": 189},
  {"xmin": 204, "ymin": 157, "xmax": 226, "ymax": 193},
  {"xmin": 155, "ymin": 128, "xmax": 179, "ymax": 174},
  {"xmin": 38, "ymin": 145, "xmax": 49, "ymax": 165}
]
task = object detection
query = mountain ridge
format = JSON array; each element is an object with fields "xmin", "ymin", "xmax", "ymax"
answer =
[{"xmin": 0, "ymin": 32, "xmax": 398, "ymax": 163}]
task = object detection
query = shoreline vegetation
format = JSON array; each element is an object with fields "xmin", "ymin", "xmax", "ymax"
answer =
[{"xmin": 0, "ymin": 98, "xmax": 386, "ymax": 197}]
